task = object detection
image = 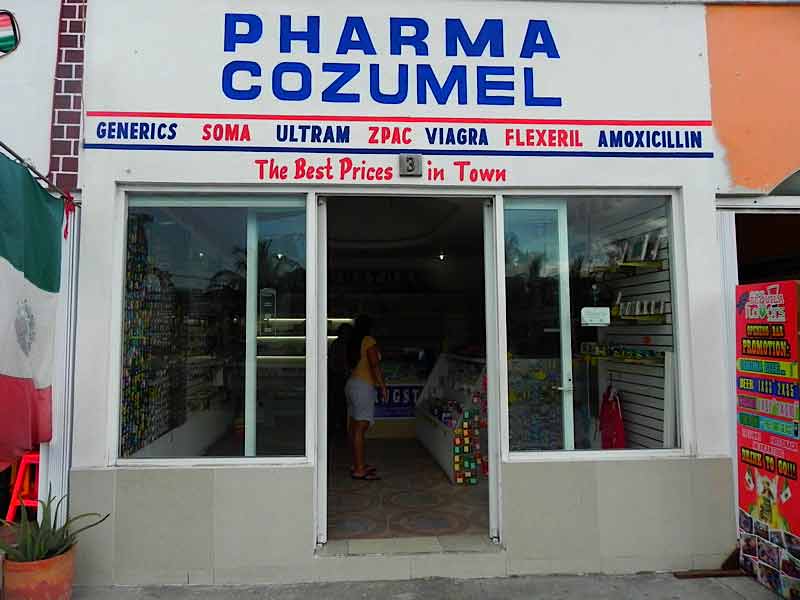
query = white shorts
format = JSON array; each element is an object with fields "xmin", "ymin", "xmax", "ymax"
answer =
[{"xmin": 345, "ymin": 378, "xmax": 376, "ymax": 424}]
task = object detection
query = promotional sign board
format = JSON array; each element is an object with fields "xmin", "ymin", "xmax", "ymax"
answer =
[
  {"xmin": 736, "ymin": 281, "xmax": 800, "ymax": 597},
  {"xmin": 374, "ymin": 384, "xmax": 423, "ymax": 419}
]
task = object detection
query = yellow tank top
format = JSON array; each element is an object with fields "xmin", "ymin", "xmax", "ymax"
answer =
[{"xmin": 352, "ymin": 336, "xmax": 378, "ymax": 385}]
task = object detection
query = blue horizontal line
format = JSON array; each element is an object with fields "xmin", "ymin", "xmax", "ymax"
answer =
[{"xmin": 83, "ymin": 143, "xmax": 714, "ymax": 159}]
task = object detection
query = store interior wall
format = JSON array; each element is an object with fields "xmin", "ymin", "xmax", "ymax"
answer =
[{"xmin": 736, "ymin": 214, "xmax": 800, "ymax": 284}]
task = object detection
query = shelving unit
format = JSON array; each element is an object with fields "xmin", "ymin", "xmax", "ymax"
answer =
[
  {"xmin": 579, "ymin": 354, "xmax": 665, "ymax": 367},
  {"xmin": 121, "ymin": 215, "xmax": 182, "ymax": 457},
  {"xmin": 255, "ymin": 317, "xmax": 352, "ymax": 422},
  {"xmin": 616, "ymin": 315, "xmax": 666, "ymax": 323},
  {"xmin": 587, "ymin": 201, "xmax": 677, "ymax": 449},
  {"xmin": 256, "ymin": 318, "xmax": 307, "ymax": 423},
  {"xmin": 617, "ymin": 260, "xmax": 664, "ymax": 269},
  {"xmin": 122, "ymin": 215, "xmax": 231, "ymax": 458}
]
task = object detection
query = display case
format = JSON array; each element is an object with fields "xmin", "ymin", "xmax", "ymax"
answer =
[
  {"xmin": 255, "ymin": 317, "xmax": 351, "ymax": 423},
  {"xmin": 415, "ymin": 354, "xmax": 487, "ymax": 484}
]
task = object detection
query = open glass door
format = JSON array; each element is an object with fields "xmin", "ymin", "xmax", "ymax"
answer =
[
  {"xmin": 503, "ymin": 200, "xmax": 574, "ymax": 451},
  {"xmin": 245, "ymin": 204, "xmax": 307, "ymax": 457},
  {"xmin": 484, "ymin": 199, "xmax": 501, "ymax": 541},
  {"xmin": 316, "ymin": 196, "xmax": 328, "ymax": 545}
]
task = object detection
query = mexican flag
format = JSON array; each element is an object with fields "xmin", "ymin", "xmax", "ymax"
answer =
[{"xmin": 0, "ymin": 154, "xmax": 64, "ymax": 460}]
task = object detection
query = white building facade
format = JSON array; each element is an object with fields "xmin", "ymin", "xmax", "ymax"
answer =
[{"xmin": 18, "ymin": 0, "xmax": 799, "ymax": 586}]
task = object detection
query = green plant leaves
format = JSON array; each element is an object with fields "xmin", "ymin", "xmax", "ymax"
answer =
[{"xmin": 0, "ymin": 485, "xmax": 110, "ymax": 562}]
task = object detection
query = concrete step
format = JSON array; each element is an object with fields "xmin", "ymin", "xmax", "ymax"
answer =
[{"xmin": 314, "ymin": 535, "xmax": 507, "ymax": 581}]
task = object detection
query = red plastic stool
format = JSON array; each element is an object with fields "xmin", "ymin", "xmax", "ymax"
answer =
[{"xmin": 5, "ymin": 451, "xmax": 39, "ymax": 522}]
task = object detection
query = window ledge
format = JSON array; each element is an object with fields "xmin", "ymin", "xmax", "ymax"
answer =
[
  {"xmin": 505, "ymin": 448, "xmax": 691, "ymax": 463},
  {"xmin": 113, "ymin": 457, "xmax": 312, "ymax": 468}
]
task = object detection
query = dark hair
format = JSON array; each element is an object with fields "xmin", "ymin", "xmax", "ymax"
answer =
[
  {"xmin": 347, "ymin": 315, "xmax": 373, "ymax": 369},
  {"xmin": 335, "ymin": 322, "xmax": 353, "ymax": 338}
]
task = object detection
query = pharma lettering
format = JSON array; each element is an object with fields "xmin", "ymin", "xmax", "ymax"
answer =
[
  {"xmin": 741, "ymin": 338, "xmax": 791, "ymax": 359},
  {"xmin": 221, "ymin": 15, "xmax": 562, "ymax": 106}
]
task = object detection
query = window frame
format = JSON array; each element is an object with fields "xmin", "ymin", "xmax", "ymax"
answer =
[
  {"xmin": 110, "ymin": 190, "xmax": 314, "ymax": 466},
  {"xmin": 106, "ymin": 185, "xmax": 694, "ymax": 467},
  {"xmin": 496, "ymin": 189, "xmax": 694, "ymax": 463}
]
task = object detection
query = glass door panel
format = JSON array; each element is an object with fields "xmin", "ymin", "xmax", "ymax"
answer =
[
  {"xmin": 504, "ymin": 201, "xmax": 574, "ymax": 451},
  {"xmin": 247, "ymin": 207, "xmax": 307, "ymax": 456}
]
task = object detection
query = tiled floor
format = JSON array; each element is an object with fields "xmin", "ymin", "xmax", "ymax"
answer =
[{"xmin": 327, "ymin": 437, "xmax": 490, "ymax": 540}]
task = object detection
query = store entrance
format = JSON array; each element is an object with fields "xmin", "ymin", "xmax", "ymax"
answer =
[
  {"xmin": 323, "ymin": 195, "xmax": 491, "ymax": 542},
  {"xmin": 736, "ymin": 213, "xmax": 800, "ymax": 284}
]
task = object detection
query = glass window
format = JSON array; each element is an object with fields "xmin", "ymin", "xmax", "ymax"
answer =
[
  {"xmin": 505, "ymin": 196, "xmax": 678, "ymax": 451},
  {"xmin": 120, "ymin": 200, "xmax": 306, "ymax": 459}
]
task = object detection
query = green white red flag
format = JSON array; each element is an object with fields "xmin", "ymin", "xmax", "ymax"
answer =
[{"xmin": 0, "ymin": 153, "xmax": 65, "ymax": 460}]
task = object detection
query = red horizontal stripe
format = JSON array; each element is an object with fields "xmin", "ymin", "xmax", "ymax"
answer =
[
  {"xmin": 85, "ymin": 111, "xmax": 712, "ymax": 127},
  {"xmin": 0, "ymin": 374, "xmax": 52, "ymax": 462}
]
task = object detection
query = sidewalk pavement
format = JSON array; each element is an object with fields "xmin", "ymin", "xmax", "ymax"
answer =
[{"xmin": 74, "ymin": 573, "xmax": 774, "ymax": 599}]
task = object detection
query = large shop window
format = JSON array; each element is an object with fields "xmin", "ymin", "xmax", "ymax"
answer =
[
  {"xmin": 505, "ymin": 196, "xmax": 678, "ymax": 452},
  {"xmin": 120, "ymin": 199, "xmax": 306, "ymax": 458}
]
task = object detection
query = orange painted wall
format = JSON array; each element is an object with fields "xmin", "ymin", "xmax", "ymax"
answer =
[{"xmin": 706, "ymin": 6, "xmax": 800, "ymax": 192}]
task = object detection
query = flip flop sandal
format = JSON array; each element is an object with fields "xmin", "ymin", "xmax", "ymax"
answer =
[
  {"xmin": 351, "ymin": 472, "xmax": 381, "ymax": 481},
  {"xmin": 350, "ymin": 464, "xmax": 377, "ymax": 474}
]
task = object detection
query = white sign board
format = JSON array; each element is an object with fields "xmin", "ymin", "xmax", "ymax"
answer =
[
  {"xmin": 83, "ymin": 1, "xmax": 712, "ymax": 186},
  {"xmin": 581, "ymin": 307, "xmax": 611, "ymax": 327}
]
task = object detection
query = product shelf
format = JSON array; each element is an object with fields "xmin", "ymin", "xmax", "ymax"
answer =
[
  {"xmin": 578, "ymin": 353, "xmax": 664, "ymax": 367},
  {"xmin": 613, "ymin": 315, "xmax": 667, "ymax": 324}
]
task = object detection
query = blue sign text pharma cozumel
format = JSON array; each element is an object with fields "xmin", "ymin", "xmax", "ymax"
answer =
[{"xmin": 221, "ymin": 14, "xmax": 562, "ymax": 107}]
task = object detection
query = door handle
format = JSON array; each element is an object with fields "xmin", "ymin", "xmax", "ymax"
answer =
[{"xmin": 552, "ymin": 385, "xmax": 573, "ymax": 392}]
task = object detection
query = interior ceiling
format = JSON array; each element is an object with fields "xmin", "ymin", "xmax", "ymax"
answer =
[{"xmin": 326, "ymin": 196, "xmax": 484, "ymax": 257}]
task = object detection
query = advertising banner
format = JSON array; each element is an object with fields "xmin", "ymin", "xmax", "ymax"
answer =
[
  {"xmin": 737, "ymin": 281, "xmax": 800, "ymax": 597},
  {"xmin": 374, "ymin": 384, "xmax": 423, "ymax": 419},
  {"xmin": 82, "ymin": 1, "xmax": 714, "ymax": 186}
]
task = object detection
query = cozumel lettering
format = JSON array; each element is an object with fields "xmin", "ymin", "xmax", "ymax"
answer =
[
  {"xmin": 322, "ymin": 63, "xmax": 361, "ymax": 102},
  {"xmin": 221, "ymin": 14, "xmax": 562, "ymax": 106}
]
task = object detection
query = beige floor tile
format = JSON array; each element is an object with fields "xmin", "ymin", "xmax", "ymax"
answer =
[
  {"xmin": 348, "ymin": 536, "xmax": 443, "ymax": 555},
  {"xmin": 438, "ymin": 534, "xmax": 498, "ymax": 552}
]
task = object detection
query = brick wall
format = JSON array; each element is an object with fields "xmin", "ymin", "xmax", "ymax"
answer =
[{"xmin": 48, "ymin": 0, "xmax": 86, "ymax": 191}]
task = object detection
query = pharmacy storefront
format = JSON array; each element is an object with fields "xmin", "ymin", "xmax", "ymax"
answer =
[{"xmin": 72, "ymin": 0, "xmax": 734, "ymax": 585}]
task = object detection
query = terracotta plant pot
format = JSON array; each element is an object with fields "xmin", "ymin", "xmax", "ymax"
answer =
[{"xmin": 2, "ymin": 544, "xmax": 76, "ymax": 600}]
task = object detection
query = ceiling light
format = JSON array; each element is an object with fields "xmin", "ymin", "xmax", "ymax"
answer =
[{"xmin": 438, "ymin": 252, "xmax": 446, "ymax": 261}]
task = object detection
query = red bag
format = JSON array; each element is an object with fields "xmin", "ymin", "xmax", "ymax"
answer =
[{"xmin": 600, "ymin": 385, "xmax": 626, "ymax": 450}]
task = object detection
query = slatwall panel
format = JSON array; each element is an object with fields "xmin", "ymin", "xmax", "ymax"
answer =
[{"xmin": 598, "ymin": 202, "xmax": 676, "ymax": 449}]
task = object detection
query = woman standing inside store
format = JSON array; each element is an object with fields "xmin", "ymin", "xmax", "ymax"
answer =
[{"xmin": 346, "ymin": 315, "xmax": 387, "ymax": 480}]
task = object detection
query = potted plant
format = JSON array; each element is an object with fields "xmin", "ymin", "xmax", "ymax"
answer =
[{"xmin": 0, "ymin": 490, "xmax": 109, "ymax": 600}]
